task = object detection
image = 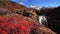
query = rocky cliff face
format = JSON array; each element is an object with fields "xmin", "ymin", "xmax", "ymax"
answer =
[
  {"xmin": 45, "ymin": 6, "xmax": 60, "ymax": 34},
  {"xmin": 0, "ymin": 0, "xmax": 56, "ymax": 34}
]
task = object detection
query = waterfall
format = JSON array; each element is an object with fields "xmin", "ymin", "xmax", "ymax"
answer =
[{"xmin": 39, "ymin": 15, "xmax": 48, "ymax": 27}]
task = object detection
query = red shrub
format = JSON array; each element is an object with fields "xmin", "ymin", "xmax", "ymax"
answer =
[{"xmin": 0, "ymin": 16, "xmax": 37, "ymax": 34}]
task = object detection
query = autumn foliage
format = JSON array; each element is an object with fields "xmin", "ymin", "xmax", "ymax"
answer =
[
  {"xmin": 0, "ymin": 0, "xmax": 56, "ymax": 34},
  {"xmin": 0, "ymin": 15, "xmax": 38, "ymax": 34}
]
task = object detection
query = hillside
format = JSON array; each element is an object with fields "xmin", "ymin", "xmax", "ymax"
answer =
[
  {"xmin": 0, "ymin": 0, "xmax": 27, "ymax": 12},
  {"xmin": 0, "ymin": 0, "xmax": 56, "ymax": 34}
]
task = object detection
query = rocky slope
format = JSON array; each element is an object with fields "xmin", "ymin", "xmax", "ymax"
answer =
[{"xmin": 0, "ymin": 0, "xmax": 56, "ymax": 34}]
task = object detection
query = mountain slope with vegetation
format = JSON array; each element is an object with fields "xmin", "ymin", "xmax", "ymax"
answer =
[{"xmin": 0, "ymin": 0, "xmax": 56, "ymax": 34}]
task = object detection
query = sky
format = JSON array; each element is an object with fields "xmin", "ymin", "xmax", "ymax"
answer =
[{"xmin": 11, "ymin": 0, "xmax": 60, "ymax": 8}]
